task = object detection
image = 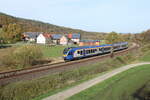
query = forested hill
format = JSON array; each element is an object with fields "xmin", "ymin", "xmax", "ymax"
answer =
[{"xmin": 0, "ymin": 12, "xmax": 105, "ymax": 39}]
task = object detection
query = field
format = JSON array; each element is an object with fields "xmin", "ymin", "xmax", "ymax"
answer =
[
  {"xmin": 37, "ymin": 45, "xmax": 66, "ymax": 58},
  {"xmin": 67, "ymin": 64, "xmax": 150, "ymax": 100}
]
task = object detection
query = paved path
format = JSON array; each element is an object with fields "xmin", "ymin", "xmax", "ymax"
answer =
[{"xmin": 43, "ymin": 62, "xmax": 150, "ymax": 100}]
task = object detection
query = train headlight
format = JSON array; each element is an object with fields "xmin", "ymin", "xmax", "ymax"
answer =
[{"xmin": 63, "ymin": 55, "xmax": 67, "ymax": 57}]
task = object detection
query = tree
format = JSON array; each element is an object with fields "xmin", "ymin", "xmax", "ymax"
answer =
[
  {"xmin": 141, "ymin": 30, "xmax": 150, "ymax": 43},
  {"xmin": 1, "ymin": 23, "xmax": 22, "ymax": 43},
  {"xmin": 105, "ymin": 31, "xmax": 122, "ymax": 44}
]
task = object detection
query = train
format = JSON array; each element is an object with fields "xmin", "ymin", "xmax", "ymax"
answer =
[{"xmin": 63, "ymin": 42, "xmax": 128, "ymax": 61}]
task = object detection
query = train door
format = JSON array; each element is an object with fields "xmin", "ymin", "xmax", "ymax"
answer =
[{"xmin": 83, "ymin": 49, "xmax": 86, "ymax": 56}]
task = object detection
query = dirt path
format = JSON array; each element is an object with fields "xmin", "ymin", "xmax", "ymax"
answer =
[{"xmin": 43, "ymin": 62, "xmax": 150, "ymax": 100}]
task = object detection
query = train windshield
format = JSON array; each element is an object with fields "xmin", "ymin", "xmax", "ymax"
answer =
[{"xmin": 63, "ymin": 48, "xmax": 71, "ymax": 54}]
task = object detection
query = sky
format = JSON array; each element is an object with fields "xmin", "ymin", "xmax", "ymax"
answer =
[{"xmin": 0, "ymin": 0, "xmax": 150, "ymax": 33}]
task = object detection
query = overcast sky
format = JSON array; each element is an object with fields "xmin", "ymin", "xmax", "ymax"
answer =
[{"xmin": 0, "ymin": 0, "xmax": 150, "ymax": 33}]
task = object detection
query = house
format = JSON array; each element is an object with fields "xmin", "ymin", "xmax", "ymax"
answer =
[
  {"xmin": 60, "ymin": 35, "xmax": 68, "ymax": 45},
  {"xmin": 79, "ymin": 40, "xmax": 100, "ymax": 46},
  {"xmin": 36, "ymin": 33, "xmax": 51, "ymax": 44},
  {"xmin": 51, "ymin": 34, "xmax": 68, "ymax": 45},
  {"xmin": 51, "ymin": 34, "xmax": 62, "ymax": 44},
  {"xmin": 22, "ymin": 32, "xmax": 42, "ymax": 42},
  {"xmin": 68, "ymin": 33, "xmax": 80, "ymax": 44}
]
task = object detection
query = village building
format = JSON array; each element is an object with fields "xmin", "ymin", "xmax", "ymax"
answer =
[
  {"xmin": 79, "ymin": 40, "xmax": 100, "ymax": 46},
  {"xmin": 51, "ymin": 34, "xmax": 68, "ymax": 45},
  {"xmin": 36, "ymin": 33, "xmax": 51, "ymax": 44},
  {"xmin": 68, "ymin": 33, "xmax": 80, "ymax": 44},
  {"xmin": 22, "ymin": 32, "xmax": 42, "ymax": 42},
  {"xmin": 51, "ymin": 34, "xmax": 62, "ymax": 45},
  {"xmin": 60, "ymin": 35, "xmax": 68, "ymax": 45}
]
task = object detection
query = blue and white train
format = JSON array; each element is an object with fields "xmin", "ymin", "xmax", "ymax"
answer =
[{"xmin": 63, "ymin": 42, "xmax": 128, "ymax": 61}]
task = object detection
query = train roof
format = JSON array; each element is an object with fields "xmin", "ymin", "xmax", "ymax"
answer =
[
  {"xmin": 65, "ymin": 42, "xmax": 128, "ymax": 51},
  {"xmin": 69, "ymin": 44, "xmax": 112, "ymax": 50}
]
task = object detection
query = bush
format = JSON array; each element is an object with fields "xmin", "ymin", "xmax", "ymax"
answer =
[
  {"xmin": 13, "ymin": 45, "xmax": 43, "ymax": 67},
  {"xmin": 0, "ymin": 45, "xmax": 43, "ymax": 69}
]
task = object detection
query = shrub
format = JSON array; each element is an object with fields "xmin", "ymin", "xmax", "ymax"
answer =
[
  {"xmin": 0, "ymin": 45, "xmax": 43, "ymax": 69},
  {"xmin": 13, "ymin": 45, "xmax": 43, "ymax": 67}
]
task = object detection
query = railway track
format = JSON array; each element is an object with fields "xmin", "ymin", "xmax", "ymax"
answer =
[{"xmin": 0, "ymin": 44, "xmax": 139, "ymax": 85}]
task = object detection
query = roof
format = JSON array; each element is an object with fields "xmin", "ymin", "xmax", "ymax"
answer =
[
  {"xmin": 113, "ymin": 42, "xmax": 128, "ymax": 46},
  {"xmin": 51, "ymin": 34, "xmax": 62, "ymax": 39},
  {"xmin": 72, "ymin": 33, "xmax": 80, "ymax": 39},
  {"xmin": 23, "ymin": 32, "xmax": 43, "ymax": 39},
  {"xmin": 42, "ymin": 33, "xmax": 51, "ymax": 38}
]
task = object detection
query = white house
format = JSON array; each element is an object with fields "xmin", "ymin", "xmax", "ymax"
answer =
[{"xmin": 37, "ymin": 33, "xmax": 51, "ymax": 44}]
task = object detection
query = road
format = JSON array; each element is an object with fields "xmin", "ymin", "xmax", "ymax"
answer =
[{"xmin": 43, "ymin": 62, "xmax": 150, "ymax": 100}]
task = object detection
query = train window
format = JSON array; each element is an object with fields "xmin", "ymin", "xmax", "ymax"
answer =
[
  {"xmin": 88, "ymin": 50, "xmax": 90, "ymax": 54},
  {"xmin": 86, "ymin": 50, "xmax": 89, "ymax": 54},
  {"xmin": 114, "ymin": 46, "xmax": 119, "ymax": 49},
  {"xmin": 104, "ymin": 47, "xmax": 111, "ymax": 51},
  {"xmin": 85, "ymin": 50, "xmax": 87, "ymax": 54},
  {"xmin": 93, "ymin": 49, "xmax": 95, "ymax": 53},
  {"xmin": 122, "ymin": 45, "xmax": 127, "ymax": 47},
  {"xmin": 77, "ymin": 51, "xmax": 80, "ymax": 54},
  {"xmin": 68, "ymin": 51, "xmax": 73, "ymax": 55},
  {"xmin": 80, "ymin": 51, "xmax": 82, "ymax": 55},
  {"xmin": 99, "ymin": 48, "xmax": 102, "ymax": 51}
]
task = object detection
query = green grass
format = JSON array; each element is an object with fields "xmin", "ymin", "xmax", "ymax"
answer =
[
  {"xmin": 68, "ymin": 64, "xmax": 150, "ymax": 100},
  {"xmin": 37, "ymin": 45, "xmax": 66, "ymax": 58},
  {"xmin": 32, "ymin": 71, "xmax": 108, "ymax": 100},
  {"xmin": 140, "ymin": 51, "xmax": 150, "ymax": 62}
]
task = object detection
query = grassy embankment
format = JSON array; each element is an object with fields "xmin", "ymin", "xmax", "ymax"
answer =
[
  {"xmin": 67, "ymin": 64, "xmax": 150, "ymax": 100},
  {"xmin": 0, "ymin": 51, "xmax": 138, "ymax": 100}
]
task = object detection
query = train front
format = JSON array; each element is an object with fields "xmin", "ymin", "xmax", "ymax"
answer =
[{"xmin": 63, "ymin": 47, "xmax": 74, "ymax": 61}]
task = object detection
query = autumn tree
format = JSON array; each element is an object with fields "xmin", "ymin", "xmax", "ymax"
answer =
[
  {"xmin": 141, "ymin": 30, "xmax": 150, "ymax": 43},
  {"xmin": 1, "ymin": 23, "xmax": 22, "ymax": 43},
  {"xmin": 105, "ymin": 31, "xmax": 124, "ymax": 44}
]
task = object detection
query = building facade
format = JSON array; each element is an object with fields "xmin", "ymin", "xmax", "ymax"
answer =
[
  {"xmin": 60, "ymin": 36, "xmax": 68, "ymax": 45},
  {"xmin": 36, "ymin": 33, "xmax": 51, "ymax": 44}
]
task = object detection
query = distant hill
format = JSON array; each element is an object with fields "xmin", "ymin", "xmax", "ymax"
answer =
[{"xmin": 0, "ymin": 12, "xmax": 106, "ymax": 39}]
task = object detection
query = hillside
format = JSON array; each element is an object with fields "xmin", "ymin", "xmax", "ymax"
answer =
[{"xmin": 0, "ymin": 12, "xmax": 105, "ymax": 39}]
